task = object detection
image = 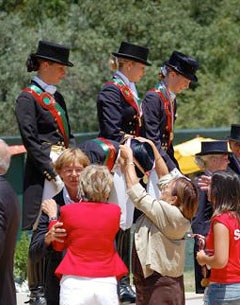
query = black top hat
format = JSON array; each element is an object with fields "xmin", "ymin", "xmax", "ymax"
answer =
[
  {"xmin": 165, "ymin": 50, "xmax": 199, "ymax": 82},
  {"xmin": 32, "ymin": 40, "xmax": 73, "ymax": 67},
  {"xmin": 130, "ymin": 138, "xmax": 155, "ymax": 178},
  {"xmin": 112, "ymin": 41, "xmax": 151, "ymax": 66},
  {"xmin": 78, "ymin": 138, "xmax": 154, "ymax": 178},
  {"xmin": 196, "ymin": 141, "xmax": 229, "ymax": 156},
  {"xmin": 229, "ymin": 124, "xmax": 240, "ymax": 143}
]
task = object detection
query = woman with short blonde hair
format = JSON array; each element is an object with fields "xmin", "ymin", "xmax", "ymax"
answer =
[
  {"xmin": 54, "ymin": 148, "xmax": 90, "ymax": 174},
  {"xmin": 79, "ymin": 164, "xmax": 113, "ymax": 202},
  {"xmin": 29, "ymin": 147, "xmax": 90, "ymax": 305},
  {"xmin": 49, "ymin": 164, "xmax": 128, "ymax": 305}
]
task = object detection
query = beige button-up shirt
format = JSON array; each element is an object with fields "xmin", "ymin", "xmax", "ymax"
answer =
[{"xmin": 127, "ymin": 180, "xmax": 190, "ymax": 278}]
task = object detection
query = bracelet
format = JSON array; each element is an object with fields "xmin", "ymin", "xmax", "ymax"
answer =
[{"xmin": 126, "ymin": 162, "xmax": 135, "ymax": 166}]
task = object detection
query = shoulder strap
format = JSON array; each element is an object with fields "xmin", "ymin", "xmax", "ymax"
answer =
[{"xmin": 23, "ymin": 85, "xmax": 69, "ymax": 147}]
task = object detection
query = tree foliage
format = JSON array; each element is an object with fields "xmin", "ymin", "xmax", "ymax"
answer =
[
  {"xmin": 14, "ymin": 232, "xmax": 29, "ymax": 281},
  {"xmin": 0, "ymin": 0, "xmax": 239, "ymax": 136}
]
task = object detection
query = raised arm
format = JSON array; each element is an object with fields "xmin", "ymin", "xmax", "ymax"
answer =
[
  {"xmin": 120, "ymin": 145, "xmax": 189, "ymax": 238},
  {"xmin": 120, "ymin": 144, "xmax": 139, "ymax": 189}
]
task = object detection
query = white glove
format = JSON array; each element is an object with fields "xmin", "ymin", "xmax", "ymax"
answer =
[
  {"xmin": 158, "ymin": 168, "xmax": 188, "ymax": 191},
  {"xmin": 170, "ymin": 168, "xmax": 190, "ymax": 181},
  {"xmin": 158, "ymin": 173, "xmax": 174, "ymax": 190},
  {"xmin": 170, "ymin": 168, "xmax": 184, "ymax": 179}
]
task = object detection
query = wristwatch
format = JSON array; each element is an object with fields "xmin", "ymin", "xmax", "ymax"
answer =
[{"xmin": 49, "ymin": 216, "xmax": 58, "ymax": 222}]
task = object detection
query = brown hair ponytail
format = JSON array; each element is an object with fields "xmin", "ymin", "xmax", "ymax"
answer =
[{"xmin": 26, "ymin": 54, "xmax": 40, "ymax": 72}]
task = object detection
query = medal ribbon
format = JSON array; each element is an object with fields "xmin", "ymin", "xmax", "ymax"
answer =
[
  {"xmin": 23, "ymin": 85, "xmax": 69, "ymax": 147},
  {"xmin": 106, "ymin": 78, "xmax": 141, "ymax": 135},
  {"xmin": 113, "ymin": 77, "xmax": 141, "ymax": 108},
  {"xmin": 150, "ymin": 87, "xmax": 174, "ymax": 148}
]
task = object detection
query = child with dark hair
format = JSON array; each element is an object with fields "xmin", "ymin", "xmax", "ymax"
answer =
[{"xmin": 197, "ymin": 171, "xmax": 240, "ymax": 305}]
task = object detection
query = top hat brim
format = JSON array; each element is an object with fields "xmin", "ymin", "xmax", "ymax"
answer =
[
  {"xmin": 196, "ymin": 150, "xmax": 230, "ymax": 156},
  {"xmin": 32, "ymin": 54, "xmax": 74, "ymax": 67},
  {"xmin": 112, "ymin": 52, "xmax": 151, "ymax": 66},
  {"xmin": 166, "ymin": 63, "xmax": 198, "ymax": 82}
]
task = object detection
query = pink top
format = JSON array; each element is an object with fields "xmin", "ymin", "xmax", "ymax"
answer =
[
  {"xmin": 206, "ymin": 212, "xmax": 240, "ymax": 283},
  {"xmin": 49, "ymin": 201, "xmax": 128, "ymax": 280}
]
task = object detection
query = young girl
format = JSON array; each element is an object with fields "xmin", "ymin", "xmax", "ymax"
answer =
[{"xmin": 197, "ymin": 171, "xmax": 240, "ymax": 305}]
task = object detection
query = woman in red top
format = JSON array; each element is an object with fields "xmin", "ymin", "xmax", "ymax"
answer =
[
  {"xmin": 49, "ymin": 164, "xmax": 128, "ymax": 305},
  {"xmin": 197, "ymin": 171, "xmax": 240, "ymax": 305}
]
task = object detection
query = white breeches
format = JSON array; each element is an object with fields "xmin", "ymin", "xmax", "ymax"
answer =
[{"xmin": 60, "ymin": 275, "xmax": 119, "ymax": 305}]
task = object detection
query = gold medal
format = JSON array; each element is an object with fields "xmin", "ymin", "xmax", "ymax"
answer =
[
  {"xmin": 170, "ymin": 131, "xmax": 174, "ymax": 142},
  {"xmin": 143, "ymin": 174, "xmax": 148, "ymax": 184},
  {"xmin": 201, "ymin": 277, "xmax": 209, "ymax": 287}
]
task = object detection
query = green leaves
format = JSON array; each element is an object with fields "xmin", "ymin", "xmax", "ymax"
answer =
[{"xmin": 14, "ymin": 232, "xmax": 29, "ymax": 282}]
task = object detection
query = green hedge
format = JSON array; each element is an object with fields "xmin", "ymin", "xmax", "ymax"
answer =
[{"xmin": 14, "ymin": 232, "xmax": 29, "ymax": 282}]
